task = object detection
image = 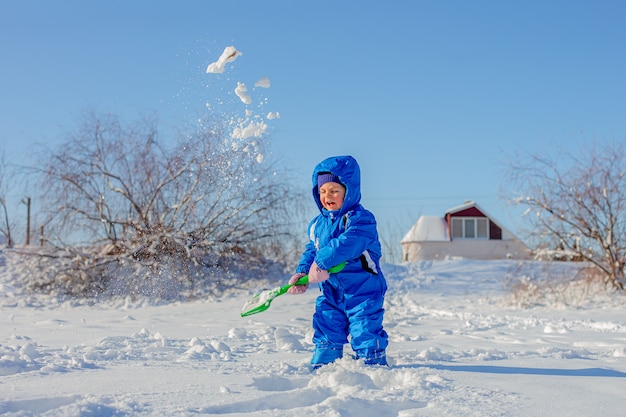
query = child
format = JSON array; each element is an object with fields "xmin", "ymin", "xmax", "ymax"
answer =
[{"xmin": 288, "ymin": 155, "xmax": 388, "ymax": 368}]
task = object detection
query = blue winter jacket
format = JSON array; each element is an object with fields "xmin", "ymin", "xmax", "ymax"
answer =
[{"xmin": 296, "ymin": 155, "xmax": 384, "ymax": 280}]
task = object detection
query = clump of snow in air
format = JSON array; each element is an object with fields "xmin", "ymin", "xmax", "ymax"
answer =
[
  {"xmin": 255, "ymin": 77, "xmax": 271, "ymax": 88},
  {"xmin": 231, "ymin": 119, "xmax": 268, "ymax": 140},
  {"xmin": 206, "ymin": 46, "xmax": 277, "ymax": 142},
  {"xmin": 206, "ymin": 45, "xmax": 242, "ymax": 73},
  {"xmin": 234, "ymin": 82, "xmax": 252, "ymax": 105},
  {"xmin": 3, "ymin": 246, "xmax": 626, "ymax": 416}
]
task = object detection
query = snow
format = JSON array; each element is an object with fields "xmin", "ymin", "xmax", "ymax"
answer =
[
  {"xmin": 231, "ymin": 120, "xmax": 268, "ymax": 140},
  {"xmin": 235, "ymin": 82, "xmax": 252, "ymax": 105},
  {"xmin": 204, "ymin": 45, "xmax": 276, "ymax": 141},
  {"xmin": 2, "ymin": 248, "xmax": 626, "ymax": 417},
  {"xmin": 206, "ymin": 46, "xmax": 242, "ymax": 74},
  {"xmin": 254, "ymin": 78, "xmax": 270, "ymax": 88},
  {"xmin": 401, "ymin": 216, "xmax": 449, "ymax": 242}
]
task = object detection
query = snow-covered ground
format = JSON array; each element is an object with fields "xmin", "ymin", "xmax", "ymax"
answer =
[{"xmin": 2, "ymin": 248, "xmax": 626, "ymax": 417}]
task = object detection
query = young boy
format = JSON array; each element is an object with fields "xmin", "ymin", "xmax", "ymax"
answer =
[{"xmin": 288, "ymin": 155, "xmax": 388, "ymax": 368}]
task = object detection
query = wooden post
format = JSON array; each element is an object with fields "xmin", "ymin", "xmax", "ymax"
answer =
[{"xmin": 25, "ymin": 197, "xmax": 31, "ymax": 245}]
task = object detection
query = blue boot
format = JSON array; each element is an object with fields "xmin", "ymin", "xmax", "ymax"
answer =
[{"xmin": 311, "ymin": 346, "xmax": 343, "ymax": 368}]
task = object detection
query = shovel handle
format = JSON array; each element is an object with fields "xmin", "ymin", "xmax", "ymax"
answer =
[
  {"xmin": 241, "ymin": 262, "xmax": 348, "ymax": 317},
  {"xmin": 291, "ymin": 262, "xmax": 346, "ymax": 287},
  {"xmin": 293, "ymin": 275, "xmax": 309, "ymax": 286}
]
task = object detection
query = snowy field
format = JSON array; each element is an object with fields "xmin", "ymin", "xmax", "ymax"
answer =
[{"xmin": 2, "ymin": 248, "xmax": 626, "ymax": 417}]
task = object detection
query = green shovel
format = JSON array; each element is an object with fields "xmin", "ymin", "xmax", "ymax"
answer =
[{"xmin": 240, "ymin": 262, "xmax": 346, "ymax": 317}]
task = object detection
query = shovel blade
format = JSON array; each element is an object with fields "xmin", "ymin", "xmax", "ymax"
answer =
[
  {"xmin": 240, "ymin": 262, "xmax": 346, "ymax": 317},
  {"xmin": 240, "ymin": 287, "xmax": 280, "ymax": 317}
]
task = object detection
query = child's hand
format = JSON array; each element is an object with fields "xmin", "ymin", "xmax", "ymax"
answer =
[
  {"xmin": 287, "ymin": 273, "xmax": 308, "ymax": 294},
  {"xmin": 308, "ymin": 261, "xmax": 330, "ymax": 283}
]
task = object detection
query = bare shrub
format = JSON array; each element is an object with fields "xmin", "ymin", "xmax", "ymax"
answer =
[
  {"xmin": 505, "ymin": 140, "xmax": 626, "ymax": 290},
  {"xmin": 30, "ymin": 112, "xmax": 304, "ymax": 299},
  {"xmin": 503, "ymin": 262, "xmax": 616, "ymax": 308},
  {"xmin": 18, "ymin": 244, "xmax": 290, "ymax": 302}
]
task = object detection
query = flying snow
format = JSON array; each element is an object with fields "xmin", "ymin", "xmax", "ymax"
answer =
[
  {"xmin": 205, "ymin": 46, "xmax": 278, "ymax": 141},
  {"xmin": 206, "ymin": 46, "xmax": 242, "ymax": 74},
  {"xmin": 231, "ymin": 120, "xmax": 268, "ymax": 140},
  {"xmin": 235, "ymin": 82, "xmax": 252, "ymax": 105},
  {"xmin": 255, "ymin": 77, "xmax": 271, "ymax": 88}
]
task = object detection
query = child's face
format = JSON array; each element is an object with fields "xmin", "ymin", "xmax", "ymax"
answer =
[{"xmin": 319, "ymin": 181, "xmax": 345, "ymax": 211}]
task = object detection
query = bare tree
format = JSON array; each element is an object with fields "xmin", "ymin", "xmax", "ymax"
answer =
[
  {"xmin": 380, "ymin": 210, "xmax": 420, "ymax": 264},
  {"xmin": 30, "ymin": 112, "xmax": 304, "ymax": 298},
  {"xmin": 505, "ymin": 140, "xmax": 626, "ymax": 290},
  {"xmin": 0, "ymin": 150, "xmax": 15, "ymax": 247}
]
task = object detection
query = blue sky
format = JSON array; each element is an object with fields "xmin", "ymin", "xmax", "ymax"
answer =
[{"xmin": 2, "ymin": 0, "xmax": 626, "ymax": 250}]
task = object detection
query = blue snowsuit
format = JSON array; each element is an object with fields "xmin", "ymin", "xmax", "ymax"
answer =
[{"xmin": 295, "ymin": 155, "xmax": 388, "ymax": 366}]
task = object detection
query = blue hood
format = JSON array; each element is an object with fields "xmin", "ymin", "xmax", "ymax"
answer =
[{"xmin": 311, "ymin": 155, "xmax": 361, "ymax": 216}]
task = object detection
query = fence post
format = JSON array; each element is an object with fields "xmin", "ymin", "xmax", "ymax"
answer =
[{"xmin": 25, "ymin": 197, "xmax": 31, "ymax": 245}]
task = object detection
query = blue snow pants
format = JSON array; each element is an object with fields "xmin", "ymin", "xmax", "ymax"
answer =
[{"xmin": 311, "ymin": 271, "xmax": 388, "ymax": 367}]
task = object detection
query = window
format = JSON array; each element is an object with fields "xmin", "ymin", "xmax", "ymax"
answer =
[
  {"xmin": 452, "ymin": 218, "xmax": 463, "ymax": 238},
  {"xmin": 451, "ymin": 217, "xmax": 489, "ymax": 239},
  {"xmin": 476, "ymin": 218, "xmax": 488, "ymax": 238},
  {"xmin": 465, "ymin": 219, "xmax": 475, "ymax": 238}
]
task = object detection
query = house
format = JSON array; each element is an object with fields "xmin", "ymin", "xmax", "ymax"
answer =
[{"xmin": 401, "ymin": 201, "xmax": 531, "ymax": 262}]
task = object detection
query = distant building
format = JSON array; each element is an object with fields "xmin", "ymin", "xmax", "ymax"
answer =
[{"xmin": 401, "ymin": 201, "xmax": 531, "ymax": 262}]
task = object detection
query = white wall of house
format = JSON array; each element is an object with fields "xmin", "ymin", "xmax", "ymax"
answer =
[{"xmin": 402, "ymin": 238, "xmax": 531, "ymax": 262}]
